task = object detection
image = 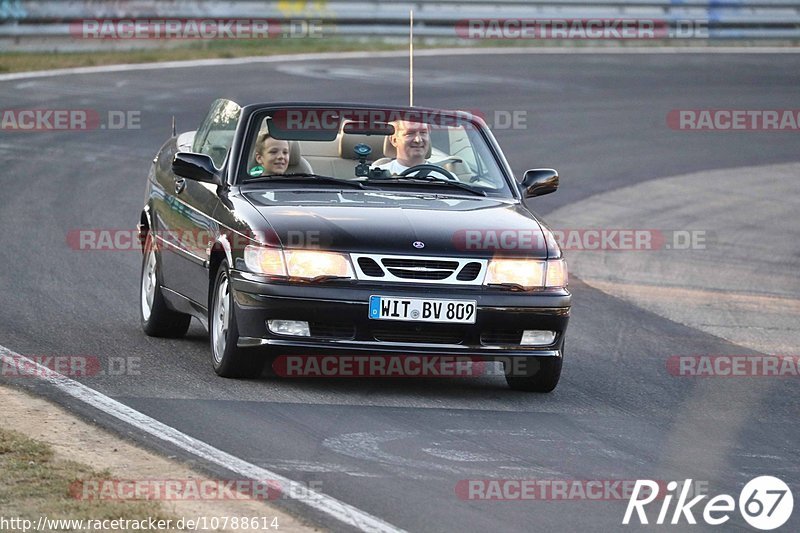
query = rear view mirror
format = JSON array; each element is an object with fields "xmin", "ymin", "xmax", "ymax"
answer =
[
  {"xmin": 172, "ymin": 152, "xmax": 221, "ymax": 184},
  {"xmin": 265, "ymin": 114, "xmax": 340, "ymax": 142},
  {"xmin": 520, "ymin": 169, "xmax": 559, "ymax": 198},
  {"xmin": 342, "ymin": 121, "xmax": 395, "ymax": 136}
]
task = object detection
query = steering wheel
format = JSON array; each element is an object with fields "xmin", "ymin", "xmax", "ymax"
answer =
[{"xmin": 399, "ymin": 164, "xmax": 459, "ymax": 182}]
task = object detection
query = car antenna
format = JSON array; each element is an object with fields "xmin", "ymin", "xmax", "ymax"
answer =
[
  {"xmin": 171, "ymin": 115, "xmax": 176, "ymax": 137},
  {"xmin": 409, "ymin": 9, "xmax": 414, "ymax": 107}
]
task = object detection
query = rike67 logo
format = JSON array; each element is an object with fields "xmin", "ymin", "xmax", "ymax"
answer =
[{"xmin": 624, "ymin": 477, "xmax": 794, "ymax": 530}]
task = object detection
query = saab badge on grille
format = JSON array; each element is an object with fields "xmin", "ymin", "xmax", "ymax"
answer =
[{"xmin": 413, "ymin": 241, "xmax": 425, "ymax": 249}]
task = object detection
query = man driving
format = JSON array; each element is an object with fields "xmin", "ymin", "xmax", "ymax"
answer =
[{"xmin": 377, "ymin": 120, "xmax": 431, "ymax": 175}]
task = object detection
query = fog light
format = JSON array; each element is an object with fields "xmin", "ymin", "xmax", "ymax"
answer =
[
  {"xmin": 268, "ymin": 320, "xmax": 310, "ymax": 337},
  {"xmin": 520, "ymin": 330, "xmax": 556, "ymax": 346}
]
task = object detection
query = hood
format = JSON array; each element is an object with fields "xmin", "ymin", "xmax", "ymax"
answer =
[{"xmin": 243, "ymin": 190, "xmax": 549, "ymax": 259}]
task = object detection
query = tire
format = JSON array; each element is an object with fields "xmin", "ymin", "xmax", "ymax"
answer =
[
  {"xmin": 504, "ymin": 341, "xmax": 564, "ymax": 393},
  {"xmin": 140, "ymin": 234, "xmax": 191, "ymax": 337},
  {"xmin": 209, "ymin": 260, "xmax": 264, "ymax": 378}
]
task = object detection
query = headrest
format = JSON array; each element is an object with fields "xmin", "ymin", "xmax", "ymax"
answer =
[
  {"xmin": 339, "ymin": 131, "xmax": 386, "ymax": 160},
  {"xmin": 383, "ymin": 135, "xmax": 396, "ymax": 159},
  {"xmin": 383, "ymin": 134, "xmax": 432, "ymax": 159},
  {"xmin": 288, "ymin": 140, "xmax": 302, "ymax": 166}
]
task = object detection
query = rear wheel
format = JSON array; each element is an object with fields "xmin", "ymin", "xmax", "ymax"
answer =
[
  {"xmin": 210, "ymin": 260, "xmax": 264, "ymax": 378},
  {"xmin": 504, "ymin": 341, "xmax": 564, "ymax": 392},
  {"xmin": 140, "ymin": 234, "xmax": 191, "ymax": 337}
]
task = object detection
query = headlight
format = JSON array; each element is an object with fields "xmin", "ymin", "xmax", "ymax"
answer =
[
  {"xmin": 244, "ymin": 245, "xmax": 286, "ymax": 276},
  {"xmin": 284, "ymin": 250, "xmax": 354, "ymax": 279},
  {"xmin": 486, "ymin": 259, "xmax": 545, "ymax": 288},
  {"xmin": 544, "ymin": 258, "xmax": 568, "ymax": 288},
  {"xmin": 244, "ymin": 245, "xmax": 354, "ymax": 280},
  {"xmin": 485, "ymin": 258, "xmax": 567, "ymax": 289}
]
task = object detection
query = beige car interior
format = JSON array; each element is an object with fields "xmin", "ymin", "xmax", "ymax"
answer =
[{"xmin": 248, "ymin": 119, "xmax": 473, "ymax": 181}]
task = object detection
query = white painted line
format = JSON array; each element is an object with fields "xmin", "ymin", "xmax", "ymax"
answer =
[
  {"xmin": 0, "ymin": 46, "xmax": 798, "ymax": 82},
  {"xmin": 0, "ymin": 345, "xmax": 405, "ymax": 533}
]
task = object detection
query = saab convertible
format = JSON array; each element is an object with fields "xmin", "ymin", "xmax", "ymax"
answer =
[{"xmin": 138, "ymin": 100, "xmax": 570, "ymax": 391}]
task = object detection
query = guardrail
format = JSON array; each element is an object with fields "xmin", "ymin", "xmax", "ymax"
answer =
[{"xmin": 1, "ymin": 0, "xmax": 799, "ymax": 50}]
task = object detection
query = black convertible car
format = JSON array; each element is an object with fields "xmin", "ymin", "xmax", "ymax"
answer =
[{"xmin": 138, "ymin": 100, "xmax": 570, "ymax": 391}]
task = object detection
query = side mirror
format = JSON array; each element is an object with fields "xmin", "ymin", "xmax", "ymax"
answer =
[
  {"xmin": 172, "ymin": 152, "xmax": 221, "ymax": 184},
  {"xmin": 520, "ymin": 168, "xmax": 559, "ymax": 198}
]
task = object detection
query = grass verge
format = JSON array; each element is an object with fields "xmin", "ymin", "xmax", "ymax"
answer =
[
  {"xmin": 0, "ymin": 38, "xmax": 406, "ymax": 74},
  {"xmin": 0, "ymin": 427, "xmax": 181, "ymax": 532},
  {"xmin": 1, "ymin": 37, "xmax": 793, "ymax": 75}
]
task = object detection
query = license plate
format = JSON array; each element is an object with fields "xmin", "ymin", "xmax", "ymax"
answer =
[{"xmin": 369, "ymin": 296, "xmax": 477, "ymax": 324}]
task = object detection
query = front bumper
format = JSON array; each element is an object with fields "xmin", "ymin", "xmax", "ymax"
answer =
[{"xmin": 230, "ymin": 270, "xmax": 570, "ymax": 359}]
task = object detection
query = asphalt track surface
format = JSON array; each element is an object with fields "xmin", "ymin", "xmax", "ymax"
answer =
[{"xmin": 1, "ymin": 50, "xmax": 799, "ymax": 531}]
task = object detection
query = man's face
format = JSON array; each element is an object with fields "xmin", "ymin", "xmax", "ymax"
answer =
[{"xmin": 391, "ymin": 121, "xmax": 430, "ymax": 166}]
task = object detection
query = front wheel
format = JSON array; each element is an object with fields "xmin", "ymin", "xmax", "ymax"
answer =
[
  {"xmin": 504, "ymin": 341, "xmax": 564, "ymax": 392},
  {"xmin": 210, "ymin": 261, "xmax": 264, "ymax": 378},
  {"xmin": 140, "ymin": 235, "xmax": 191, "ymax": 337}
]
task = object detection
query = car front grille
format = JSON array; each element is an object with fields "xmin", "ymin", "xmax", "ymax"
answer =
[
  {"xmin": 371, "ymin": 323, "xmax": 465, "ymax": 344},
  {"xmin": 351, "ymin": 254, "xmax": 487, "ymax": 285},
  {"xmin": 303, "ymin": 323, "xmax": 540, "ymax": 349},
  {"xmin": 382, "ymin": 258, "xmax": 460, "ymax": 280},
  {"xmin": 309, "ymin": 322, "xmax": 355, "ymax": 340}
]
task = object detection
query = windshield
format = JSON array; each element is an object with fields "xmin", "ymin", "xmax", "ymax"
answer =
[{"xmin": 238, "ymin": 107, "xmax": 515, "ymax": 198}]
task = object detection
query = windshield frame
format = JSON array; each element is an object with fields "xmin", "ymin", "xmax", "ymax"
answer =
[{"xmin": 234, "ymin": 104, "xmax": 521, "ymax": 200}]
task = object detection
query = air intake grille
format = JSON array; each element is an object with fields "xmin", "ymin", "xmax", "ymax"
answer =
[
  {"xmin": 309, "ymin": 322, "xmax": 355, "ymax": 340},
  {"xmin": 382, "ymin": 258, "xmax": 459, "ymax": 280},
  {"xmin": 381, "ymin": 258, "xmax": 459, "ymax": 269},
  {"xmin": 457, "ymin": 262, "xmax": 482, "ymax": 281},
  {"xmin": 372, "ymin": 324, "xmax": 464, "ymax": 344},
  {"xmin": 350, "ymin": 254, "xmax": 487, "ymax": 285},
  {"xmin": 357, "ymin": 257, "xmax": 384, "ymax": 277}
]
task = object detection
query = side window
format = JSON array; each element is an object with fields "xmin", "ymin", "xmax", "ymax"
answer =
[
  {"xmin": 192, "ymin": 99, "xmax": 241, "ymax": 168},
  {"xmin": 439, "ymin": 125, "xmax": 506, "ymax": 190},
  {"xmin": 442, "ymin": 126, "xmax": 478, "ymax": 171}
]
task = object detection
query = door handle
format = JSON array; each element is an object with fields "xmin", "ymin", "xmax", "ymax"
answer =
[{"xmin": 174, "ymin": 177, "xmax": 186, "ymax": 194}]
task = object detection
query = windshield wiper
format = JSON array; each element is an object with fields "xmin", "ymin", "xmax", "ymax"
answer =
[
  {"xmin": 243, "ymin": 173, "xmax": 486, "ymax": 196},
  {"xmin": 242, "ymin": 173, "xmax": 366, "ymax": 189},
  {"xmin": 367, "ymin": 176, "xmax": 487, "ymax": 196}
]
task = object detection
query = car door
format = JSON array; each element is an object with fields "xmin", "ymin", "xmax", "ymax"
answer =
[{"xmin": 159, "ymin": 98, "xmax": 241, "ymax": 308}]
